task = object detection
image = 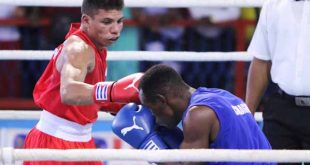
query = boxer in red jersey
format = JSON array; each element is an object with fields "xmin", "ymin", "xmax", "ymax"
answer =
[{"xmin": 23, "ymin": 0, "xmax": 142, "ymax": 164}]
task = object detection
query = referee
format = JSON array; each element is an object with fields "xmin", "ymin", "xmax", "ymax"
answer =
[{"xmin": 246, "ymin": 0, "xmax": 310, "ymax": 165}]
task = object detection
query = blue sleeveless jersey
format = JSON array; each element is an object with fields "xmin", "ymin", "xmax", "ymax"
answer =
[{"xmin": 183, "ymin": 87, "xmax": 275, "ymax": 165}]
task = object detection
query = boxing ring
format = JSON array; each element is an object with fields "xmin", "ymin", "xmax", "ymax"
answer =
[
  {"xmin": 1, "ymin": 0, "xmax": 310, "ymax": 164},
  {"xmin": 1, "ymin": 148, "xmax": 310, "ymax": 163}
]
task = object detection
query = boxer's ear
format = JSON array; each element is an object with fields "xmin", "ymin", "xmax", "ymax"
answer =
[{"xmin": 81, "ymin": 14, "xmax": 91, "ymax": 27}]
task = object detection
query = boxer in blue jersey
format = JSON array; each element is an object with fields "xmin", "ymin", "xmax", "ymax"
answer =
[{"xmin": 112, "ymin": 64, "xmax": 275, "ymax": 165}]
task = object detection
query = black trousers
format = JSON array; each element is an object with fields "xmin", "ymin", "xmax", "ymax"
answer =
[{"xmin": 263, "ymin": 92, "xmax": 310, "ymax": 165}]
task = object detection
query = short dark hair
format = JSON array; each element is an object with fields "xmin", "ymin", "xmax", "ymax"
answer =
[
  {"xmin": 139, "ymin": 64, "xmax": 188, "ymax": 103},
  {"xmin": 81, "ymin": 0, "xmax": 124, "ymax": 17}
]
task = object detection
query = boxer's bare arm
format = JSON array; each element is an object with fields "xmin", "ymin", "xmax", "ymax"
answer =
[
  {"xmin": 159, "ymin": 106, "xmax": 218, "ymax": 165},
  {"xmin": 57, "ymin": 36, "xmax": 96, "ymax": 105}
]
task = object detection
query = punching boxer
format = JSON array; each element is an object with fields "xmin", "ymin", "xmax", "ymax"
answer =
[{"xmin": 23, "ymin": 0, "xmax": 142, "ymax": 165}]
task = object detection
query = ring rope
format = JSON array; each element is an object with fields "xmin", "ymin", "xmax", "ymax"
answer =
[
  {"xmin": 0, "ymin": 50, "xmax": 253, "ymax": 61},
  {"xmin": 0, "ymin": 0, "xmax": 266, "ymax": 7},
  {"xmin": 0, "ymin": 111, "xmax": 263, "ymax": 122},
  {"xmin": 1, "ymin": 148, "xmax": 310, "ymax": 163},
  {"xmin": 0, "ymin": 0, "xmax": 297, "ymax": 164}
]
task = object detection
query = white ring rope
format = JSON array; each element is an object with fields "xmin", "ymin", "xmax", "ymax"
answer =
[
  {"xmin": 0, "ymin": 0, "xmax": 300, "ymax": 164},
  {"xmin": 0, "ymin": 50, "xmax": 253, "ymax": 61},
  {"xmin": 0, "ymin": 0, "xmax": 266, "ymax": 7},
  {"xmin": 0, "ymin": 148, "xmax": 310, "ymax": 163},
  {"xmin": 0, "ymin": 110, "xmax": 263, "ymax": 122}
]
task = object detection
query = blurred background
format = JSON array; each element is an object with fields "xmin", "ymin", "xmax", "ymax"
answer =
[
  {"xmin": 0, "ymin": 4, "xmax": 271, "ymax": 161},
  {"xmin": 0, "ymin": 6, "xmax": 263, "ymax": 109}
]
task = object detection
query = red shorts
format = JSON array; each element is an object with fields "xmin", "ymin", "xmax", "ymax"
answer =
[{"xmin": 23, "ymin": 128, "xmax": 102, "ymax": 165}]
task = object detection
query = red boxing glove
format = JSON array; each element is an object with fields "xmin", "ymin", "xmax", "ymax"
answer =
[{"xmin": 93, "ymin": 73, "xmax": 143, "ymax": 105}]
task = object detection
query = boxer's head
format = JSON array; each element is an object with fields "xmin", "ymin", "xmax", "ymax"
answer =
[
  {"xmin": 81, "ymin": 0, "xmax": 124, "ymax": 49},
  {"xmin": 139, "ymin": 64, "xmax": 192, "ymax": 128}
]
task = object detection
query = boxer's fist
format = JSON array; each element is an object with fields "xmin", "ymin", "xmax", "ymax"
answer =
[
  {"xmin": 93, "ymin": 73, "xmax": 143, "ymax": 105},
  {"xmin": 112, "ymin": 103, "xmax": 168, "ymax": 150}
]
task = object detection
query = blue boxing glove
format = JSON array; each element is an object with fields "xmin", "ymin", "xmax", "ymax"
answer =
[
  {"xmin": 112, "ymin": 103, "xmax": 168, "ymax": 150},
  {"xmin": 156, "ymin": 126, "xmax": 184, "ymax": 149}
]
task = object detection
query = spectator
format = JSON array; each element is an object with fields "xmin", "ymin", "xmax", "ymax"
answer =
[
  {"xmin": 133, "ymin": 8, "xmax": 188, "ymax": 74},
  {"xmin": 181, "ymin": 7, "xmax": 240, "ymax": 90},
  {"xmin": 0, "ymin": 5, "xmax": 25, "ymax": 98},
  {"xmin": 0, "ymin": 5, "xmax": 24, "ymax": 49},
  {"xmin": 187, "ymin": 7, "xmax": 240, "ymax": 51}
]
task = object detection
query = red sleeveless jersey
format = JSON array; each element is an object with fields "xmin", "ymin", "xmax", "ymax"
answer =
[{"xmin": 33, "ymin": 23, "xmax": 107, "ymax": 125}]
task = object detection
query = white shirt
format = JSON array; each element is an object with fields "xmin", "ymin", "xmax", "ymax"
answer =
[
  {"xmin": 248, "ymin": 0, "xmax": 310, "ymax": 96},
  {"xmin": 188, "ymin": 7, "xmax": 240, "ymax": 38}
]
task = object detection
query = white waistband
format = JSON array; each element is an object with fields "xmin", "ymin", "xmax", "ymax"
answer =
[{"xmin": 36, "ymin": 110, "xmax": 93, "ymax": 142}]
